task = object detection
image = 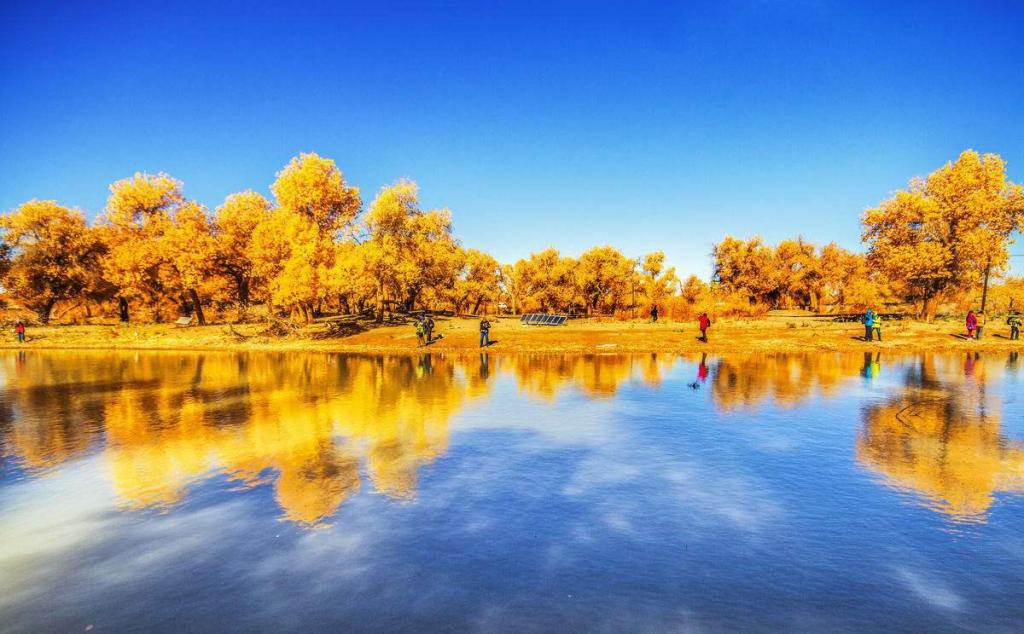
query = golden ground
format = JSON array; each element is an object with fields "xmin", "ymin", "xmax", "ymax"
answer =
[{"xmin": 2, "ymin": 314, "xmax": 1019, "ymax": 354}]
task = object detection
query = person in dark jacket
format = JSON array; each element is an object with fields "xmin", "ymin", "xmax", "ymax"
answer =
[
  {"xmin": 424, "ymin": 315, "xmax": 435, "ymax": 344},
  {"xmin": 1008, "ymin": 313, "xmax": 1021, "ymax": 341},
  {"xmin": 479, "ymin": 317, "xmax": 491, "ymax": 347},
  {"xmin": 650, "ymin": 305, "xmax": 659, "ymax": 323}
]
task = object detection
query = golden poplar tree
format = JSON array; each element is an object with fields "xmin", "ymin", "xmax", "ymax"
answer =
[
  {"xmin": 99, "ymin": 172, "xmax": 183, "ymax": 322},
  {"xmin": 454, "ymin": 248, "xmax": 501, "ymax": 314},
  {"xmin": 160, "ymin": 201, "xmax": 218, "ymax": 324},
  {"xmin": 266, "ymin": 153, "xmax": 361, "ymax": 321},
  {"xmin": 0, "ymin": 200, "xmax": 106, "ymax": 323},
  {"xmin": 212, "ymin": 190, "xmax": 272, "ymax": 311},
  {"xmin": 361, "ymin": 179, "xmax": 461, "ymax": 318},
  {"xmin": 862, "ymin": 150, "xmax": 1024, "ymax": 319},
  {"xmin": 713, "ymin": 236, "xmax": 781, "ymax": 306},
  {"xmin": 641, "ymin": 251, "xmax": 679, "ymax": 312}
]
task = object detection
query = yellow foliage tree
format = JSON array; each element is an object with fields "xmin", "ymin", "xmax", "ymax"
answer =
[
  {"xmin": 0, "ymin": 200, "xmax": 107, "ymax": 323},
  {"xmin": 248, "ymin": 207, "xmax": 320, "ymax": 320},
  {"xmin": 576, "ymin": 245, "xmax": 634, "ymax": 315},
  {"xmin": 98, "ymin": 172, "xmax": 183, "ymax": 322},
  {"xmin": 774, "ymin": 238, "xmax": 820, "ymax": 309},
  {"xmin": 641, "ymin": 251, "xmax": 679, "ymax": 313},
  {"xmin": 509, "ymin": 248, "xmax": 580, "ymax": 314},
  {"xmin": 213, "ymin": 190, "xmax": 272, "ymax": 311},
  {"xmin": 160, "ymin": 201, "xmax": 219, "ymax": 324},
  {"xmin": 454, "ymin": 248, "xmax": 501, "ymax": 315},
  {"xmin": 713, "ymin": 236, "xmax": 782, "ymax": 306},
  {"xmin": 361, "ymin": 180, "xmax": 461, "ymax": 319},
  {"xmin": 862, "ymin": 150, "xmax": 1024, "ymax": 319},
  {"xmin": 265, "ymin": 153, "xmax": 362, "ymax": 321},
  {"xmin": 681, "ymin": 274, "xmax": 708, "ymax": 305}
]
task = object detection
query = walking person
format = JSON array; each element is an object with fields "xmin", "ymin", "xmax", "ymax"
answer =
[
  {"xmin": 479, "ymin": 316, "xmax": 491, "ymax": 348},
  {"xmin": 872, "ymin": 312, "xmax": 883, "ymax": 342},
  {"xmin": 862, "ymin": 308, "xmax": 875, "ymax": 342},
  {"xmin": 966, "ymin": 310, "xmax": 978, "ymax": 339},
  {"xmin": 14, "ymin": 320, "xmax": 26, "ymax": 344},
  {"xmin": 698, "ymin": 312, "xmax": 711, "ymax": 342},
  {"xmin": 650, "ymin": 305, "xmax": 658, "ymax": 323},
  {"xmin": 1008, "ymin": 312, "xmax": 1021, "ymax": 341}
]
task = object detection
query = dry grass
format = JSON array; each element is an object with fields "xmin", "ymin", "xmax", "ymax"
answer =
[{"xmin": 1, "ymin": 313, "xmax": 1019, "ymax": 355}]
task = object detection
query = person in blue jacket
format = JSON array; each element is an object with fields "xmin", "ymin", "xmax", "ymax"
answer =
[{"xmin": 862, "ymin": 309, "xmax": 875, "ymax": 342}]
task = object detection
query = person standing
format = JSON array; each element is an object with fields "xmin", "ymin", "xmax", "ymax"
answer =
[
  {"xmin": 424, "ymin": 315, "xmax": 435, "ymax": 344},
  {"xmin": 479, "ymin": 316, "xmax": 491, "ymax": 348},
  {"xmin": 650, "ymin": 305, "xmax": 659, "ymax": 323},
  {"xmin": 14, "ymin": 320, "xmax": 26, "ymax": 344},
  {"xmin": 966, "ymin": 310, "xmax": 978, "ymax": 339},
  {"xmin": 414, "ymin": 318, "xmax": 426, "ymax": 347},
  {"xmin": 698, "ymin": 312, "xmax": 711, "ymax": 342},
  {"xmin": 862, "ymin": 309, "xmax": 875, "ymax": 342},
  {"xmin": 872, "ymin": 313, "xmax": 883, "ymax": 342},
  {"xmin": 1008, "ymin": 312, "xmax": 1021, "ymax": 341}
]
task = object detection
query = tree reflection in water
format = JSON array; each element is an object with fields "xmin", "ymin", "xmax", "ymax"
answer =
[
  {"xmin": 856, "ymin": 353, "xmax": 1024, "ymax": 521},
  {"xmin": 2, "ymin": 350, "xmax": 1021, "ymax": 525}
]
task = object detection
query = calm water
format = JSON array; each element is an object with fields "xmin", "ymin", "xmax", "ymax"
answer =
[{"xmin": 1, "ymin": 350, "xmax": 1023, "ymax": 632}]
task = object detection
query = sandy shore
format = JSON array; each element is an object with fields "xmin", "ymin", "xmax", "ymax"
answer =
[{"xmin": 1, "ymin": 314, "xmax": 1019, "ymax": 355}]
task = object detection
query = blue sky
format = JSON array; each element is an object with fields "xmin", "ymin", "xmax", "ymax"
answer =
[{"xmin": 2, "ymin": 0, "xmax": 1022, "ymax": 277}]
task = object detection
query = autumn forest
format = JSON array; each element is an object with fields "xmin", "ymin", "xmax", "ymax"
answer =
[{"xmin": 1, "ymin": 149, "xmax": 1022, "ymax": 326}]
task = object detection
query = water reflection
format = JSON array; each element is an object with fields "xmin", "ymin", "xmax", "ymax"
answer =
[
  {"xmin": 709, "ymin": 352, "xmax": 868, "ymax": 410},
  {"xmin": 2, "ymin": 354, "xmax": 474, "ymax": 525},
  {"xmin": 2, "ymin": 350, "xmax": 1022, "ymax": 526},
  {"xmin": 507, "ymin": 353, "xmax": 675, "ymax": 399},
  {"xmin": 856, "ymin": 354, "xmax": 1024, "ymax": 521}
]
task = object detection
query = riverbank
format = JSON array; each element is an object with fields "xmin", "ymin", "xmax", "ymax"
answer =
[{"xmin": 2, "ymin": 314, "xmax": 1020, "ymax": 355}]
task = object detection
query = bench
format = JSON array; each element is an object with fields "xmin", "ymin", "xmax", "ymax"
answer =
[
  {"xmin": 174, "ymin": 315, "xmax": 195, "ymax": 327},
  {"xmin": 831, "ymin": 313, "xmax": 906, "ymax": 323},
  {"xmin": 520, "ymin": 313, "xmax": 567, "ymax": 326}
]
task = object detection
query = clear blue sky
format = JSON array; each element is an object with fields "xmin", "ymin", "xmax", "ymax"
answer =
[{"xmin": 2, "ymin": 0, "xmax": 1022, "ymax": 278}]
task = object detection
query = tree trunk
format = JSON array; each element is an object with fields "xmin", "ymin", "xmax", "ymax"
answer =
[
  {"xmin": 37, "ymin": 298, "xmax": 56, "ymax": 325},
  {"xmin": 238, "ymin": 276, "xmax": 250, "ymax": 306},
  {"xmin": 118, "ymin": 297, "xmax": 130, "ymax": 323},
  {"xmin": 405, "ymin": 287, "xmax": 420, "ymax": 313},
  {"xmin": 980, "ymin": 257, "xmax": 992, "ymax": 314},
  {"xmin": 922, "ymin": 295, "xmax": 937, "ymax": 323},
  {"xmin": 472, "ymin": 297, "xmax": 482, "ymax": 315},
  {"xmin": 188, "ymin": 288, "xmax": 206, "ymax": 325}
]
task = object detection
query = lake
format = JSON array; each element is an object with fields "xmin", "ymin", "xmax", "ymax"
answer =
[{"xmin": 1, "ymin": 350, "xmax": 1023, "ymax": 632}]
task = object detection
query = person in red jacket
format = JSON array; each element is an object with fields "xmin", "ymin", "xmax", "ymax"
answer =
[
  {"xmin": 14, "ymin": 320, "xmax": 26, "ymax": 344},
  {"xmin": 698, "ymin": 312, "xmax": 711, "ymax": 342}
]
